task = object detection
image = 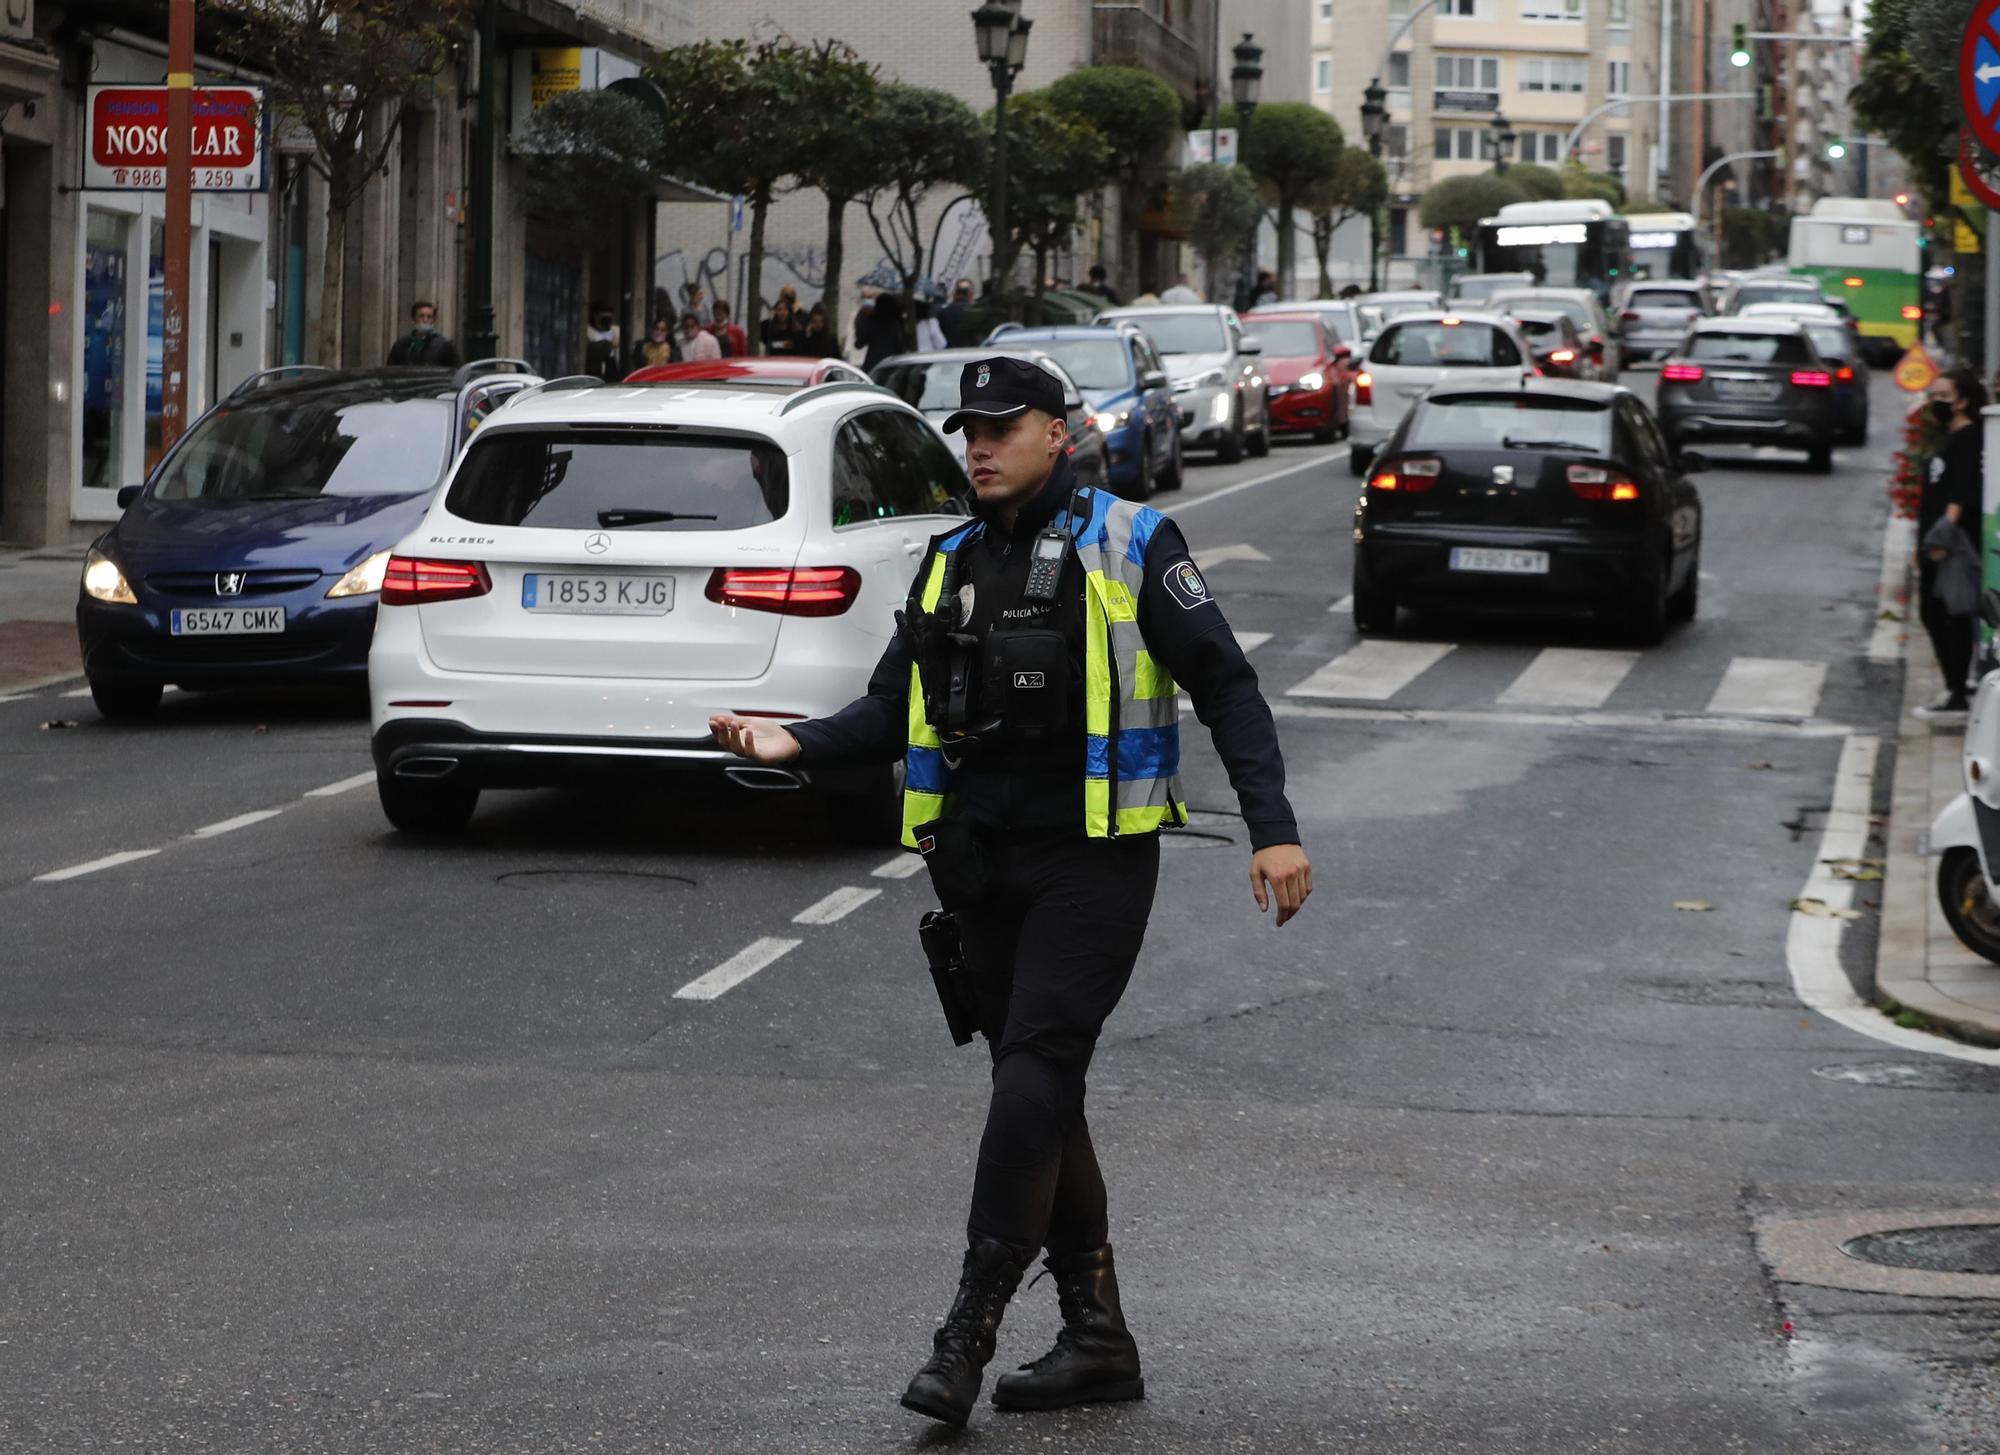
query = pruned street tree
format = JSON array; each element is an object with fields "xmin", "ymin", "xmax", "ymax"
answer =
[
  {"xmin": 1046, "ymin": 67, "xmax": 1182, "ymax": 288},
  {"xmin": 1241, "ymin": 103, "xmax": 1345, "ymax": 301},
  {"xmin": 858, "ymin": 84, "xmax": 988, "ymax": 347},
  {"xmin": 517, "ymin": 89, "xmax": 665, "ymax": 236},
  {"xmin": 791, "ymin": 51, "xmax": 885, "ymax": 354},
  {"xmin": 1502, "ymin": 162, "xmax": 1566, "ymax": 202},
  {"xmin": 206, "ymin": 0, "xmax": 471, "ymax": 366},
  {"xmin": 1300, "ymin": 147, "xmax": 1387, "ymax": 298},
  {"xmin": 1419, "ymin": 172, "xmax": 1525, "ymax": 237},
  {"xmin": 1170, "ymin": 163, "xmax": 1264, "ymax": 298},
  {"xmin": 989, "ymin": 92, "xmax": 1113, "ymax": 319}
]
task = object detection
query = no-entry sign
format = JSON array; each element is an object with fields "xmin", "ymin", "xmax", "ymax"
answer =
[
  {"xmin": 1962, "ymin": 0, "xmax": 2000, "ymax": 157},
  {"xmin": 84, "ymin": 84, "xmax": 267, "ymax": 193}
]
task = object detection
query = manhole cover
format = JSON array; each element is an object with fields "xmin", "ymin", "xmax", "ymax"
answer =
[
  {"xmin": 1635, "ymin": 977, "xmax": 1798, "ymax": 1009},
  {"xmin": 1843, "ymin": 1224, "xmax": 2000, "ymax": 1275},
  {"xmin": 1813, "ymin": 1061, "xmax": 2000, "ymax": 1093},
  {"xmin": 496, "ymin": 869, "xmax": 694, "ymax": 891}
]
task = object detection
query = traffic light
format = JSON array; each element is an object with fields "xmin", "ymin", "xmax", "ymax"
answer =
[
  {"xmin": 1825, "ymin": 136, "xmax": 1846, "ymax": 160},
  {"xmin": 1730, "ymin": 23, "xmax": 1751, "ymax": 67}
]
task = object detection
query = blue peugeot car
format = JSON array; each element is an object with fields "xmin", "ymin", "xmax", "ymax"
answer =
[
  {"xmin": 984, "ymin": 323, "xmax": 1182, "ymax": 500},
  {"xmin": 76, "ymin": 362, "xmax": 539, "ymax": 719}
]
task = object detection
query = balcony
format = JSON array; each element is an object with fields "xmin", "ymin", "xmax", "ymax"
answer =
[{"xmin": 1093, "ymin": 2, "xmax": 1206, "ymax": 101}]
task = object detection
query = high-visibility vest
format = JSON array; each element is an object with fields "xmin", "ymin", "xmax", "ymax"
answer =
[{"xmin": 901, "ymin": 488, "xmax": 1188, "ymax": 845}]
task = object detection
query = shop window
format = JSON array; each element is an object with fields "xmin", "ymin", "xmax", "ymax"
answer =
[{"xmin": 82, "ymin": 210, "xmax": 132, "ymax": 493}]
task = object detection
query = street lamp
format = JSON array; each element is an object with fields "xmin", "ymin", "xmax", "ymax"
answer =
[
  {"xmin": 1361, "ymin": 78, "xmax": 1387, "ymax": 157},
  {"xmin": 1231, "ymin": 33, "xmax": 1263, "ymax": 303},
  {"xmin": 1490, "ymin": 110, "xmax": 1517, "ymax": 174},
  {"xmin": 971, "ymin": 0, "xmax": 1031, "ymax": 301}
]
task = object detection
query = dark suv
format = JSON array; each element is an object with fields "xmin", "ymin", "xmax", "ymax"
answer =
[{"xmin": 1655, "ymin": 319, "xmax": 1841, "ymax": 473}]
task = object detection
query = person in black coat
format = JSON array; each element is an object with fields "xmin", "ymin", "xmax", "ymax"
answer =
[{"xmin": 1916, "ymin": 365, "xmax": 1988, "ymax": 716}]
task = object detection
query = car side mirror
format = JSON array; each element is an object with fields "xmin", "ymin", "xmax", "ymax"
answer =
[
  {"xmin": 1981, "ymin": 588, "xmax": 2000, "ymax": 631},
  {"xmin": 1333, "ymin": 344, "xmax": 1352, "ymax": 361},
  {"xmin": 116, "ymin": 484, "xmax": 143, "ymax": 510},
  {"xmin": 1678, "ymin": 449, "xmax": 1710, "ymax": 474},
  {"xmin": 1587, "ymin": 339, "xmax": 1606, "ymax": 359},
  {"xmin": 1142, "ymin": 370, "xmax": 1167, "ymax": 389},
  {"xmin": 1239, "ymin": 336, "xmax": 1264, "ymax": 355}
]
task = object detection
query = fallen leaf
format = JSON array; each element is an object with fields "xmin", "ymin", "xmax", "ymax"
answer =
[
  {"xmin": 1831, "ymin": 864, "xmax": 1884, "ymax": 882},
  {"xmin": 1673, "ymin": 899, "xmax": 1717, "ymax": 912},
  {"xmin": 38, "ymin": 719, "xmax": 78, "ymax": 731},
  {"xmin": 1877, "ymin": 609, "xmax": 1905, "ymax": 623},
  {"xmin": 1790, "ymin": 897, "xmax": 1862, "ymax": 921},
  {"xmin": 1744, "ymin": 761, "xmax": 1776, "ymax": 771}
]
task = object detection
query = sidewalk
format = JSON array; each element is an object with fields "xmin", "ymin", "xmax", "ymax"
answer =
[
  {"xmin": 1880, "ymin": 605, "xmax": 2000, "ymax": 1046},
  {"xmin": 0, "ymin": 544, "xmax": 86, "ymax": 693}
]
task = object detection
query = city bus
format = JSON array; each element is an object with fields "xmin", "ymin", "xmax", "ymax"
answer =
[
  {"xmin": 1622, "ymin": 210, "xmax": 1704, "ymax": 281},
  {"xmin": 1788, "ymin": 197, "xmax": 1921, "ymax": 363},
  {"xmin": 1474, "ymin": 199, "xmax": 1633, "ymax": 305}
]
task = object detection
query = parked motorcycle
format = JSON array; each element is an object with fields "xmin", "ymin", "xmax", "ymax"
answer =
[{"xmin": 1931, "ymin": 590, "xmax": 2000, "ymax": 963}]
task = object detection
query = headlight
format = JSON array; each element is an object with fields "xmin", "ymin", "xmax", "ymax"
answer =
[
  {"xmin": 1092, "ymin": 410, "xmax": 1129, "ymax": 432},
  {"xmin": 1298, "ymin": 371, "xmax": 1326, "ymax": 392},
  {"xmin": 326, "ymin": 548, "xmax": 393, "ymax": 599},
  {"xmin": 82, "ymin": 548, "xmax": 136, "ymax": 604},
  {"xmin": 1209, "ymin": 394, "xmax": 1232, "ymax": 425}
]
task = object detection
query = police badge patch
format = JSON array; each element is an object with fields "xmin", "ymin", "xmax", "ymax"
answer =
[
  {"xmin": 957, "ymin": 582, "xmax": 976, "ymax": 625},
  {"xmin": 1162, "ymin": 560, "xmax": 1211, "ymax": 610},
  {"xmin": 976, "ymin": 364, "xmax": 991, "ymax": 388}
]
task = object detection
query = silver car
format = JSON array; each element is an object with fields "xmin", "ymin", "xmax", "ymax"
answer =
[
  {"xmin": 870, "ymin": 347, "xmax": 1111, "ymax": 491},
  {"xmin": 1615, "ymin": 280, "xmax": 1712, "ymax": 364},
  {"xmin": 1487, "ymin": 287, "xmax": 1621, "ymax": 378},
  {"xmin": 1348, "ymin": 311, "xmax": 1535, "ymax": 476},
  {"xmin": 1095, "ymin": 304, "xmax": 1273, "ymax": 463}
]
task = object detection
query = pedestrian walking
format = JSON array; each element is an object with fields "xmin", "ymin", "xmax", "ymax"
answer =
[
  {"xmin": 584, "ymin": 307, "xmax": 624, "ymax": 382},
  {"xmin": 679, "ymin": 311, "xmax": 722, "ymax": 362},
  {"xmin": 632, "ymin": 317, "xmax": 677, "ymax": 371},
  {"xmin": 386, "ymin": 301, "xmax": 462, "ymax": 368},
  {"xmin": 1252, "ymin": 270, "xmax": 1280, "ymax": 307},
  {"xmin": 1158, "ymin": 275, "xmax": 1203, "ymax": 304},
  {"xmin": 709, "ymin": 300, "xmax": 749, "ymax": 358},
  {"xmin": 914, "ymin": 297, "xmax": 948, "ymax": 353},
  {"xmin": 682, "ymin": 282, "xmax": 712, "ymax": 326},
  {"xmin": 1915, "ymin": 366, "xmax": 1987, "ymax": 718},
  {"xmin": 860, "ymin": 292, "xmax": 906, "ymax": 372},
  {"xmin": 1080, "ymin": 263, "xmax": 1120, "ymax": 306},
  {"xmin": 709, "ymin": 355, "xmax": 1311, "ymax": 1430},
  {"xmin": 762, "ymin": 297, "xmax": 805, "ymax": 356},
  {"xmin": 801, "ymin": 302, "xmax": 839, "ymax": 358},
  {"xmin": 940, "ymin": 278, "xmax": 976, "ymax": 346}
]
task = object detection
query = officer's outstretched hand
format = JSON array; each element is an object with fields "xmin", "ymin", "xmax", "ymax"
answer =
[
  {"xmin": 709, "ymin": 713, "xmax": 803, "ymax": 764},
  {"xmin": 1250, "ymin": 844, "xmax": 1313, "ymax": 927}
]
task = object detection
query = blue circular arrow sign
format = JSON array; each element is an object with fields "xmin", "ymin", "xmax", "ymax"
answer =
[{"xmin": 1962, "ymin": 0, "xmax": 2000, "ymax": 156}]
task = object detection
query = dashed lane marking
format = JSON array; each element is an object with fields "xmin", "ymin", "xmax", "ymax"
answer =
[
  {"xmin": 1496, "ymin": 648, "xmax": 1641, "ymax": 709},
  {"xmin": 35, "ymin": 849, "xmax": 162, "ymax": 883},
  {"xmin": 1175, "ymin": 451, "xmax": 1341, "ymax": 514},
  {"xmin": 192, "ymin": 809, "xmax": 284, "ymax": 838},
  {"xmin": 871, "ymin": 854, "xmax": 927, "ymax": 880},
  {"xmin": 1234, "ymin": 630, "xmax": 1273, "ymax": 652},
  {"xmin": 1267, "ymin": 700, "xmax": 1854, "ymax": 738},
  {"xmin": 1327, "ymin": 596, "xmax": 1353, "ymax": 615},
  {"xmin": 1706, "ymin": 656, "xmax": 1828, "ymax": 719},
  {"xmin": 1286, "ymin": 640, "xmax": 1454, "ymax": 701},
  {"xmin": 305, "ymin": 771, "xmax": 376, "ymax": 798},
  {"xmin": 793, "ymin": 885, "xmax": 883, "ymax": 925},
  {"xmin": 673, "ymin": 937, "xmax": 802, "ymax": 1001}
]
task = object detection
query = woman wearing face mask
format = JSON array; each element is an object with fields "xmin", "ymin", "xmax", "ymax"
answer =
[{"xmin": 1915, "ymin": 367, "xmax": 1988, "ymax": 718}]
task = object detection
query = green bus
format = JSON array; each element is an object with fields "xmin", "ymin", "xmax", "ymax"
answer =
[{"xmin": 1787, "ymin": 197, "xmax": 1922, "ymax": 365}]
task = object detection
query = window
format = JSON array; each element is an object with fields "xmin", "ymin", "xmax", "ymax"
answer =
[
  {"xmin": 1519, "ymin": 0, "xmax": 1582, "ymax": 19},
  {"xmin": 1435, "ymin": 126, "xmax": 1485, "ymax": 161},
  {"xmin": 1408, "ymin": 395, "xmax": 1610, "ymax": 452},
  {"xmin": 447, "ymin": 432, "xmax": 790, "ymax": 531},
  {"xmin": 1388, "ymin": 52, "xmax": 1411, "ymax": 88},
  {"xmin": 1607, "ymin": 60, "xmax": 1631, "ymax": 96},
  {"xmin": 158, "ymin": 395, "xmax": 452, "ymax": 502},
  {"xmin": 1606, "ymin": 133, "xmax": 1628, "ymax": 176},
  {"xmin": 1686, "ymin": 331, "xmax": 1812, "ymax": 365},
  {"xmin": 1516, "ymin": 130, "xmax": 1564, "ymax": 164},
  {"xmin": 1315, "ymin": 56, "xmax": 1332, "ymax": 92},
  {"xmin": 1608, "ymin": 0, "xmax": 1629, "ymax": 21},
  {"xmin": 1319, "ymin": 0, "xmax": 1333, "ymax": 17},
  {"xmin": 1521, "ymin": 59, "xmax": 1585, "ymax": 93},
  {"xmin": 1370, "ymin": 321, "xmax": 1524, "ymax": 368},
  {"xmin": 1385, "ymin": 123, "xmax": 1409, "ymax": 159},
  {"xmin": 1439, "ymin": 0, "xmax": 1478, "ymax": 15},
  {"xmin": 1388, "ymin": 0, "xmax": 1410, "ymax": 15},
  {"xmin": 1435, "ymin": 55, "xmax": 1500, "ymax": 91},
  {"xmin": 830, "ymin": 411, "xmax": 966, "ymax": 525}
]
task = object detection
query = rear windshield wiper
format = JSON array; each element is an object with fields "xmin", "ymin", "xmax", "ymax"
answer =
[
  {"xmin": 1500, "ymin": 438, "xmax": 1593, "ymax": 450},
  {"xmin": 597, "ymin": 508, "xmax": 717, "ymax": 527}
]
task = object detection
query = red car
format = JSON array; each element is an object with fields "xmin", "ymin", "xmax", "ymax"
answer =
[
  {"xmin": 623, "ymin": 356, "xmax": 870, "ymax": 387},
  {"xmin": 1242, "ymin": 311, "xmax": 1350, "ymax": 443}
]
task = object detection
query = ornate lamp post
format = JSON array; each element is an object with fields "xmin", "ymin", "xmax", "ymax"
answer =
[
  {"xmin": 972, "ymin": 0, "xmax": 1032, "ymax": 296},
  {"xmin": 1230, "ymin": 33, "xmax": 1264, "ymax": 304},
  {"xmin": 1360, "ymin": 79, "xmax": 1387, "ymax": 290},
  {"xmin": 1490, "ymin": 110, "xmax": 1517, "ymax": 175}
]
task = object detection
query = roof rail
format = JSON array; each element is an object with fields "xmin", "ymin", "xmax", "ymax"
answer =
[
  {"xmin": 505, "ymin": 375, "xmax": 605, "ymax": 404},
  {"xmin": 451, "ymin": 357, "xmax": 537, "ymax": 386},
  {"xmin": 985, "ymin": 321, "xmax": 1025, "ymax": 340},
  {"xmin": 228, "ymin": 364, "xmax": 336, "ymax": 398},
  {"xmin": 776, "ymin": 378, "xmax": 891, "ymax": 415}
]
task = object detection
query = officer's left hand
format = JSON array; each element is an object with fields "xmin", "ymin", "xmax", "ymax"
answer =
[{"xmin": 1250, "ymin": 844, "xmax": 1313, "ymax": 927}]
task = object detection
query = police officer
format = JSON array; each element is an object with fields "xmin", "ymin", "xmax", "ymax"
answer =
[{"xmin": 709, "ymin": 356, "xmax": 1310, "ymax": 1428}]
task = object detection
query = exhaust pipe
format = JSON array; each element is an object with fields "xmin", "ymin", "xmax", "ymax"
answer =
[
  {"xmin": 726, "ymin": 766, "xmax": 804, "ymax": 791},
  {"xmin": 394, "ymin": 756, "xmax": 461, "ymax": 780}
]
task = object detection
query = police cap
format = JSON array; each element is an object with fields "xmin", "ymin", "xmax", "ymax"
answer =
[{"xmin": 941, "ymin": 355, "xmax": 1066, "ymax": 434}]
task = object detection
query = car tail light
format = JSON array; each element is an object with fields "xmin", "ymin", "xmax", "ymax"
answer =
[
  {"xmin": 380, "ymin": 556, "xmax": 491, "ymax": 605},
  {"xmin": 1355, "ymin": 370, "xmax": 1372, "ymax": 405},
  {"xmin": 1620, "ymin": 310, "xmax": 1639, "ymax": 324},
  {"xmin": 1902, "ymin": 304, "xmax": 1923, "ymax": 320},
  {"xmin": 705, "ymin": 565, "xmax": 862, "ymax": 616},
  {"xmin": 1548, "ymin": 348, "xmax": 1577, "ymax": 365},
  {"xmin": 1661, "ymin": 363, "xmax": 1704, "ymax": 382},
  {"xmin": 1835, "ymin": 365, "xmax": 1855, "ymax": 382},
  {"xmin": 1371, "ymin": 457, "xmax": 1439, "ymax": 494},
  {"xmin": 1789, "ymin": 369, "xmax": 1832, "ymax": 388},
  {"xmin": 1567, "ymin": 464, "xmax": 1640, "ymax": 502}
]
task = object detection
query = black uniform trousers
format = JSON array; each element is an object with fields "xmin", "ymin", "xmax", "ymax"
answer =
[
  {"xmin": 1919, "ymin": 556, "xmax": 1976, "ymax": 702},
  {"xmin": 954, "ymin": 832, "xmax": 1160, "ymax": 1263}
]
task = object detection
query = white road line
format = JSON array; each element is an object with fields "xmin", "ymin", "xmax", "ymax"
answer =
[
  {"xmin": 305, "ymin": 771, "xmax": 376, "ymax": 798},
  {"xmin": 1193, "ymin": 543, "xmax": 1271, "ymax": 569},
  {"xmin": 191, "ymin": 808, "xmax": 283, "ymax": 839},
  {"xmin": 1286, "ymin": 640, "xmax": 1453, "ymax": 701},
  {"xmin": 1268, "ymin": 700, "xmax": 1854, "ymax": 738},
  {"xmin": 1496, "ymin": 648, "xmax": 1641, "ymax": 709},
  {"xmin": 1706, "ymin": 657, "xmax": 1828, "ymax": 719},
  {"xmin": 60, "ymin": 686, "xmax": 92, "ymax": 698},
  {"xmin": 0, "ymin": 693, "xmax": 28, "ymax": 705},
  {"xmin": 1176, "ymin": 451, "xmax": 1341, "ymax": 513},
  {"xmin": 35, "ymin": 849, "xmax": 161, "ymax": 883},
  {"xmin": 1868, "ymin": 514, "xmax": 1915, "ymax": 664},
  {"xmin": 1327, "ymin": 595, "xmax": 1353, "ymax": 615},
  {"xmin": 673, "ymin": 937, "xmax": 802, "ymax": 1001},
  {"xmin": 871, "ymin": 854, "xmax": 927, "ymax": 880},
  {"xmin": 793, "ymin": 885, "xmax": 882, "ymax": 925},
  {"xmin": 1234, "ymin": 630, "xmax": 1273, "ymax": 653}
]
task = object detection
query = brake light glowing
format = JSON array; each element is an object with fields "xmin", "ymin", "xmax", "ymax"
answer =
[
  {"xmin": 1567, "ymin": 464, "xmax": 1640, "ymax": 502},
  {"xmin": 1368, "ymin": 457, "xmax": 1440, "ymax": 493},
  {"xmin": 1902, "ymin": 305, "xmax": 1923, "ymax": 320},
  {"xmin": 380, "ymin": 556, "xmax": 491, "ymax": 605},
  {"xmin": 1660, "ymin": 363, "xmax": 1704, "ymax": 382},
  {"xmin": 1835, "ymin": 365, "xmax": 1855, "ymax": 382},
  {"xmin": 705, "ymin": 565, "xmax": 862, "ymax": 617},
  {"xmin": 1548, "ymin": 348, "xmax": 1577, "ymax": 365},
  {"xmin": 1355, "ymin": 370, "xmax": 1373, "ymax": 405},
  {"xmin": 1441, "ymin": 317, "xmax": 1461, "ymax": 326},
  {"xmin": 1843, "ymin": 276, "xmax": 1864, "ymax": 288},
  {"xmin": 1789, "ymin": 369, "xmax": 1832, "ymax": 388}
]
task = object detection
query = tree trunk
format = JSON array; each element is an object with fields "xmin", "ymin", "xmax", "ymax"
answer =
[
  {"xmin": 1313, "ymin": 215, "xmax": 1334, "ymax": 298},
  {"xmin": 822, "ymin": 191, "xmax": 848, "ymax": 348},
  {"xmin": 745, "ymin": 190, "xmax": 769, "ymax": 357},
  {"xmin": 317, "ymin": 174, "xmax": 349, "ymax": 367},
  {"xmin": 899, "ymin": 195, "xmax": 921, "ymax": 350},
  {"xmin": 1032, "ymin": 243, "xmax": 1048, "ymax": 324},
  {"xmin": 1276, "ymin": 192, "xmax": 1296, "ymax": 301}
]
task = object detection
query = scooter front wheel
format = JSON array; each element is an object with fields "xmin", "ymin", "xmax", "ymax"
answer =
[{"xmin": 1937, "ymin": 847, "xmax": 2000, "ymax": 965}]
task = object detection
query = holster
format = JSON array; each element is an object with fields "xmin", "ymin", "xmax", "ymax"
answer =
[
  {"xmin": 919, "ymin": 910, "xmax": 981, "ymax": 1047},
  {"xmin": 912, "ymin": 816, "xmax": 992, "ymax": 911}
]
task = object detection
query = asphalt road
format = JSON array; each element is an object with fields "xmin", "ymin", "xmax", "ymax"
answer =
[{"xmin": 5, "ymin": 373, "xmax": 1999, "ymax": 1453}]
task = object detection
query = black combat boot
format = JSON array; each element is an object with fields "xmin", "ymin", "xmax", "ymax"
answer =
[
  {"xmin": 899, "ymin": 1239, "xmax": 1027, "ymax": 1427},
  {"xmin": 991, "ymin": 1243, "xmax": 1144, "ymax": 1411}
]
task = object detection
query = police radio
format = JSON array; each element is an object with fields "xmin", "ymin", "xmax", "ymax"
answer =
[{"xmin": 1023, "ymin": 527, "xmax": 1068, "ymax": 603}]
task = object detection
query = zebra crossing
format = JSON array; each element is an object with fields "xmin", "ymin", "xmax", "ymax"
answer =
[{"xmin": 1229, "ymin": 626, "xmax": 1838, "ymax": 725}]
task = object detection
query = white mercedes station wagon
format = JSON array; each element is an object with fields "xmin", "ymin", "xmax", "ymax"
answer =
[{"xmin": 366, "ymin": 376, "xmax": 970, "ymax": 839}]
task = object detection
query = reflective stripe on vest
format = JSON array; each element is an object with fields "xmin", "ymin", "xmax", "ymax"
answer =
[{"xmin": 899, "ymin": 493, "xmax": 1186, "ymax": 846}]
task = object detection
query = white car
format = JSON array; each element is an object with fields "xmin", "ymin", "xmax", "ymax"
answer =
[
  {"xmin": 1348, "ymin": 311, "xmax": 1535, "ymax": 476},
  {"xmin": 367, "ymin": 376, "xmax": 971, "ymax": 840},
  {"xmin": 1093, "ymin": 304, "xmax": 1272, "ymax": 463}
]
